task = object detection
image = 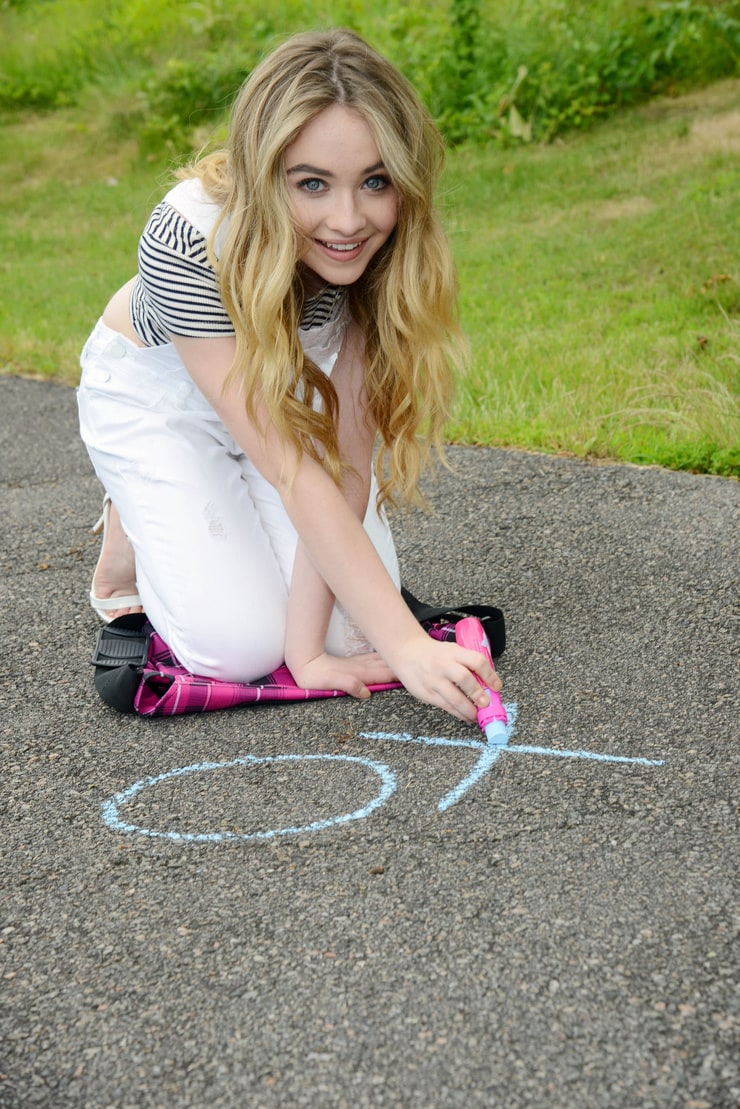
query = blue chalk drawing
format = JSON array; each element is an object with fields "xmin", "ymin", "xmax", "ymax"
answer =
[
  {"xmin": 100, "ymin": 702, "xmax": 665, "ymax": 840},
  {"xmin": 359, "ymin": 732, "xmax": 506, "ymax": 812},
  {"xmin": 362, "ymin": 702, "xmax": 664, "ymax": 810},
  {"xmin": 100, "ymin": 753, "xmax": 397, "ymax": 843}
]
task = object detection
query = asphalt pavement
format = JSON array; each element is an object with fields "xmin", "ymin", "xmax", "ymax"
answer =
[{"xmin": 1, "ymin": 374, "xmax": 738, "ymax": 1108}]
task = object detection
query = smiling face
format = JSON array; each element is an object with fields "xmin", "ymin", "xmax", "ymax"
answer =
[{"xmin": 284, "ymin": 103, "xmax": 399, "ymax": 288}]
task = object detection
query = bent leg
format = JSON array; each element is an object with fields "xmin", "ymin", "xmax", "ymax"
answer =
[
  {"xmin": 78, "ymin": 321, "xmax": 402, "ymax": 680},
  {"xmin": 78, "ymin": 324, "xmax": 288, "ymax": 680}
]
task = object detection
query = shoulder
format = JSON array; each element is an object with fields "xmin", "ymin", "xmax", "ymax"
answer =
[
  {"xmin": 144, "ymin": 178, "xmax": 229, "ymax": 259},
  {"xmin": 163, "ymin": 179, "xmax": 220, "ymax": 233}
]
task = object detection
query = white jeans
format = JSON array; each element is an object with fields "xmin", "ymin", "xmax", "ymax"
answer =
[{"xmin": 77, "ymin": 319, "xmax": 400, "ymax": 681}]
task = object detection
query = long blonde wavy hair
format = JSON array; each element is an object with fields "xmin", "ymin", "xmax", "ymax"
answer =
[{"xmin": 182, "ymin": 28, "xmax": 466, "ymax": 507}]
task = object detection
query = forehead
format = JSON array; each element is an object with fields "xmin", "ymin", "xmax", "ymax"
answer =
[{"xmin": 285, "ymin": 104, "xmax": 381, "ymax": 169}]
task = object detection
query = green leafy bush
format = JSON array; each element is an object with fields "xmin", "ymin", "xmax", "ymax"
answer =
[
  {"xmin": 1, "ymin": 0, "xmax": 738, "ymax": 148},
  {"xmin": 426, "ymin": 0, "xmax": 740, "ymax": 145}
]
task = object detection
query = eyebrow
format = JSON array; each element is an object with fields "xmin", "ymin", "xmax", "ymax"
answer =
[{"xmin": 286, "ymin": 161, "xmax": 387, "ymax": 177}]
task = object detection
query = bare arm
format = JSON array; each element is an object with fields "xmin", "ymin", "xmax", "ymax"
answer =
[
  {"xmin": 171, "ymin": 332, "xmax": 501, "ymax": 722},
  {"xmin": 283, "ymin": 320, "xmax": 400, "ymax": 696}
]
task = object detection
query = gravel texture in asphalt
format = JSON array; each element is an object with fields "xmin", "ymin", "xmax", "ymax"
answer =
[{"xmin": 1, "ymin": 376, "xmax": 737, "ymax": 1108}]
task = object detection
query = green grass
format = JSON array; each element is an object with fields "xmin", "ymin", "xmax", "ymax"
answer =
[
  {"xmin": 1, "ymin": 79, "xmax": 738, "ymax": 474},
  {"xmin": 443, "ymin": 81, "xmax": 740, "ymax": 474},
  {"xmin": 1, "ymin": 113, "xmax": 165, "ymax": 381}
]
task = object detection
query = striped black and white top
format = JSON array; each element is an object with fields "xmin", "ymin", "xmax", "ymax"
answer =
[
  {"xmin": 299, "ymin": 283, "xmax": 346, "ymax": 331},
  {"xmin": 130, "ymin": 178, "xmax": 345, "ymax": 347}
]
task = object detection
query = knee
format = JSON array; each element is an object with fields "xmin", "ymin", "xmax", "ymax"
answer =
[
  {"xmin": 174, "ymin": 619, "xmax": 286, "ymax": 683},
  {"xmin": 155, "ymin": 596, "xmax": 287, "ymax": 683}
]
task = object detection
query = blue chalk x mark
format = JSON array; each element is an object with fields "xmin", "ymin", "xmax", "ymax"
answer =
[
  {"xmin": 508, "ymin": 745, "xmax": 664, "ymax": 767},
  {"xmin": 100, "ymin": 753, "xmax": 396, "ymax": 843},
  {"xmin": 361, "ymin": 701, "xmax": 664, "ymax": 811}
]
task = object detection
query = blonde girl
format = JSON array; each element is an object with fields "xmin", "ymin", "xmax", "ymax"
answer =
[{"xmin": 78, "ymin": 28, "xmax": 500, "ymax": 723}]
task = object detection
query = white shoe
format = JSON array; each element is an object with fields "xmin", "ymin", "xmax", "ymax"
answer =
[{"xmin": 90, "ymin": 495, "xmax": 142, "ymax": 623}]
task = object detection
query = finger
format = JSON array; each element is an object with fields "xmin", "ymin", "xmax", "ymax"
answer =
[
  {"xmin": 442, "ymin": 680, "xmax": 480, "ymax": 724},
  {"xmin": 448, "ymin": 664, "xmax": 493, "ymax": 709},
  {"xmin": 354, "ymin": 652, "xmax": 398, "ymax": 684},
  {"xmin": 349, "ymin": 659, "xmax": 397, "ymax": 688},
  {"xmin": 336, "ymin": 675, "xmax": 371, "ymax": 699},
  {"xmin": 458, "ymin": 649, "xmax": 502, "ymax": 693}
]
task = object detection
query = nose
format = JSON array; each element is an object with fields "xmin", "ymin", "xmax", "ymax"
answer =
[{"xmin": 326, "ymin": 189, "xmax": 366, "ymax": 237}]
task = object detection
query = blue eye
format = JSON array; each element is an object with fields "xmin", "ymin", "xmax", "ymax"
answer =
[
  {"xmin": 365, "ymin": 175, "xmax": 390, "ymax": 191},
  {"xmin": 298, "ymin": 178, "xmax": 325, "ymax": 192}
]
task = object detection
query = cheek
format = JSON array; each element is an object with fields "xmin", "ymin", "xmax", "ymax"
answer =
[
  {"xmin": 289, "ymin": 197, "xmax": 308, "ymax": 231},
  {"xmin": 384, "ymin": 195, "xmax": 399, "ymax": 235},
  {"xmin": 289, "ymin": 193, "xmax": 324, "ymax": 235}
]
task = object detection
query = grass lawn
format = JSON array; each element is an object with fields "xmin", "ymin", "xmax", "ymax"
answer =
[{"xmin": 1, "ymin": 79, "xmax": 738, "ymax": 474}]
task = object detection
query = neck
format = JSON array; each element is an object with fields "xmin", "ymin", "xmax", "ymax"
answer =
[{"xmin": 299, "ymin": 265, "xmax": 329, "ymax": 298}]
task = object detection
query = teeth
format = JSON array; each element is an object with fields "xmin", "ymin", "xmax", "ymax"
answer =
[{"xmin": 322, "ymin": 241, "xmax": 361, "ymax": 252}]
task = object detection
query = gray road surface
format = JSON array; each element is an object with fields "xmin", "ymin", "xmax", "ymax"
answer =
[{"xmin": 1, "ymin": 375, "xmax": 738, "ymax": 1108}]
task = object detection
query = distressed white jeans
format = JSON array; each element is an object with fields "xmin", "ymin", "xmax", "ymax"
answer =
[{"xmin": 77, "ymin": 319, "xmax": 400, "ymax": 681}]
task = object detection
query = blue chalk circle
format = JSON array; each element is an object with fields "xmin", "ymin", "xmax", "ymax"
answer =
[{"xmin": 100, "ymin": 753, "xmax": 397, "ymax": 843}]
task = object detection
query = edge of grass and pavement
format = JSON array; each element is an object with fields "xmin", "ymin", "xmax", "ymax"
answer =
[{"xmin": 1, "ymin": 0, "xmax": 738, "ymax": 476}]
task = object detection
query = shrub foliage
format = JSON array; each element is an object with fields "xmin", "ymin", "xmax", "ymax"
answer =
[{"xmin": 1, "ymin": 0, "xmax": 738, "ymax": 149}]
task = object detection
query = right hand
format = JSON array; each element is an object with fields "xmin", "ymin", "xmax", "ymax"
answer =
[{"xmin": 391, "ymin": 633, "xmax": 502, "ymax": 725}]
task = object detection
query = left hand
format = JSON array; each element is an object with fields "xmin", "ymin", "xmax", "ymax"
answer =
[{"xmin": 289, "ymin": 650, "xmax": 398, "ymax": 698}]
